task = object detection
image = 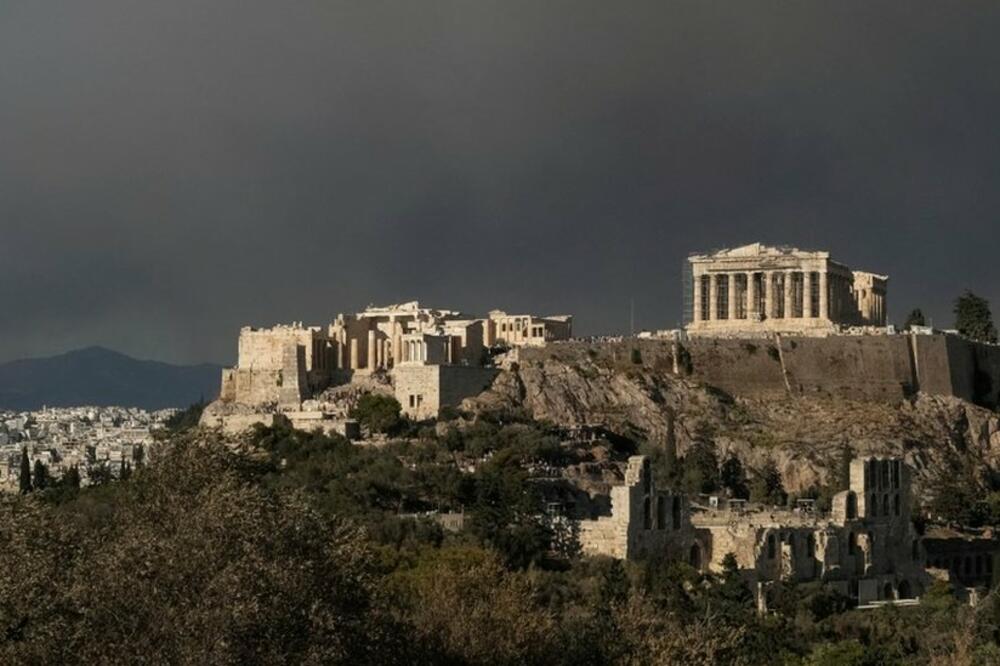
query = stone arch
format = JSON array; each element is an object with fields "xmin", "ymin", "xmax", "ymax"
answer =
[
  {"xmin": 846, "ymin": 492, "xmax": 857, "ymax": 520},
  {"xmin": 689, "ymin": 543, "xmax": 702, "ymax": 570},
  {"xmin": 897, "ymin": 579, "xmax": 913, "ymax": 599},
  {"xmin": 883, "ymin": 582, "xmax": 894, "ymax": 600}
]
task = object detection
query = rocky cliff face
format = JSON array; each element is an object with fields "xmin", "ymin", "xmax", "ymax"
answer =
[{"xmin": 463, "ymin": 351, "xmax": 1000, "ymax": 496}]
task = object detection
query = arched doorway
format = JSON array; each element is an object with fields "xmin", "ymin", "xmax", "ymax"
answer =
[
  {"xmin": 689, "ymin": 543, "xmax": 702, "ymax": 570},
  {"xmin": 897, "ymin": 580, "xmax": 913, "ymax": 599},
  {"xmin": 882, "ymin": 582, "xmax": 894, "ymax": 600}
]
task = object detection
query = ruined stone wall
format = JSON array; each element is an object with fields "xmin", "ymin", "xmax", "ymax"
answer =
[
  {"xmin": 578, "ymin": 456, "xmax": 697, "ymax": 562},
  {"xmin": 219, "ymin": 369, "xmax": 236, "ymax": 402},
  {"xmin": 232, "ymin": 368, "xmax": 282, "ymax": 405},
  {"xmin": 393, "ymin": 365, "xmax": 499, "ymax": 420},
  {"xmin": 438, "ymin": 366, "xmax": 498, "ymax": 412},
  {"xmin": 393, "ymin": 365, "xmax": 440, "ymax": 420}
]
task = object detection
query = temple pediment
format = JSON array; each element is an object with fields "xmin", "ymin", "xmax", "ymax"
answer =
[{"xmin": 693, "ymin": 243, "xmax": 827, "ymax": 261}]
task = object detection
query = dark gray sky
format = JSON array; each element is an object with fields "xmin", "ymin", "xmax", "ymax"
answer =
[{"xmin": 2, "ymin": 1, "xmax": 999, "ymax": 365}]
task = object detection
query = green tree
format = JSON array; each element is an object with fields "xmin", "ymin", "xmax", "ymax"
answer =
[
  {"xmin": 350, "ymin": 393, "xmax": 403, "ymax": 433},
  {"xmin": 680, "ymin": 440, "xmax": 719, "ymax": 495},
  {"xmin": 903, "ymin": 308, "xmax": 926, "ymax": 329},
  {"xmin": 749, "ymin": 459, "xmax": 786, "ymax": 506},
  {"xmin": 954, "ymin": 291, "xmax": 997, "ymax": 343},
  {"xmin": 62, "ymin": 465, "xmax": 81, "ymax": 489},
  {"xmin": 468, "ymin": 461, "xmax": 551, "ymax": 569},
  {"xmin": 19, "ymin": 447, "xmax": 32, "ymax": 494},
  {"xmin": 720, "ymin": 454, "xmax": 749, "ymax": 499},
  {"xmin": 164, "ymin": 399, "xmax": 207, "ymax": 433},
  {"xmin": 0, "ymin": 435, "xmax": 410, "ymax": 664},
  {"xmin": 32, "ymin": 460, "xmax": 50, "ymax": 491},
  {"xmin": 87, "ymin": 462, "xmax": 114, "ymax": 487}
]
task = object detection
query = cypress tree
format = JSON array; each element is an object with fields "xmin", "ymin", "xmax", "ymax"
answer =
[
  {"xmin": 19, "ymin": 447, "xmax": 32, "ymax": 494},
  {"xmin": 32, "ymin": 460, "xmax": 49, "ymax": 491}
]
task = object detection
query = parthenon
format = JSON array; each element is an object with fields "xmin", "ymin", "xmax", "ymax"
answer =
[{"xmin": 685, "ymin": 243, "xmax": 888, "ymax": 336}]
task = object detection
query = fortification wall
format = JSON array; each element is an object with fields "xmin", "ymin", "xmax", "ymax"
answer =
[
  {"xmin": 776, "ymin": 336, "xmax": 916, "ymax": 401},
  {"xmin": 521, "ymin": 334, "xmax": 1000, "ymax": 407}
]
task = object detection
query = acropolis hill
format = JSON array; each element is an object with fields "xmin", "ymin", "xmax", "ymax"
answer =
[
  {"xmin": 197, "ymin": 243, "xmax": 1000, "ymax": 607},
  {"xmin": 199, "ymin": 243, "xmax": 1000, "ymax": 490},
  {"xmin": 202, "ymin": 243, "xmax": 1000, "ymax": 433}
]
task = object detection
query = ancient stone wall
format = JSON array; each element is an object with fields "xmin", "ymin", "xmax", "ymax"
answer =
[
  {"xmin": 438, "ymin": 366, "xmax": 499, "ymax": 413},
  {"xmin": 520, "ymin": 334, "xmax": 1000, "ymax": 407},
  {"xmin": 392, "ymin": 365, "xmax": 498, "ymax": 420},
  {"xmin": 578, "ymin": 456, "xmax": 698, "ymax": 562}
]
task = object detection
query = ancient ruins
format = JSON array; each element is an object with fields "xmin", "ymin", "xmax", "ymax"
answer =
[
  {"xmin": 579, "ymin": 455, "xmax": 928, "ymax": 606},
  {"xmin": 202, "ymin": 301, "xmax": 571, "ymax": 430},
  {"xmin": 685, "ymin": 243, "xmax": 888, "ymax": 336}
]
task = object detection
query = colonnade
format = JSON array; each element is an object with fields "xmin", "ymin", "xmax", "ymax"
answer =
[{"xmin": 692, "ymin": 269, "xmax": 832, "ymax": 323}]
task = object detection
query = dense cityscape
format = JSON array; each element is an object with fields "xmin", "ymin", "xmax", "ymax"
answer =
[{"xmin": 0, "ymin": 406, "xmax": 176, "ymax": 492}]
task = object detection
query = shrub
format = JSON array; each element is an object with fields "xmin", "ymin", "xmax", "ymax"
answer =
[{"xmin": 350, "ymin": 393, "xmax": 402, "ymax": 434}]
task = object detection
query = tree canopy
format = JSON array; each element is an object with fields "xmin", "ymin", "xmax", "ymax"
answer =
[{"xmin": 954, "ymin": 291, "xmax": 997, "ymax": 343}]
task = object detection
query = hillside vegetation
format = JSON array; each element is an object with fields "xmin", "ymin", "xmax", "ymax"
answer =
[
  {"xmin": 2, "ymin": 423, "xmax": 1000, "ymax": 665},
  {"xmin": 465, "ymin": 352, "xmax": 1000, "ymax": 507}
]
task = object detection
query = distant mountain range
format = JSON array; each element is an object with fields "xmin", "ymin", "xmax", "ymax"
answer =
[{"xmin": 0, "ymin": 346, "xmax": 222, "ymax": 411}]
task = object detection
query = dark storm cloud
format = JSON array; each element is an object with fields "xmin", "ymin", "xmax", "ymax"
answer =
[{"xmin": 1, "ymin": 1, "xmax": 999, "ymax": 364}]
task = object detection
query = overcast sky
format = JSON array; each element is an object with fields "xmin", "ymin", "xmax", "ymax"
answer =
[{"xmin": 1, "ymin": 1, "xmax": 998, "ymax": 365}]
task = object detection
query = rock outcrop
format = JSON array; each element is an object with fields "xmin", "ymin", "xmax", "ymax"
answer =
[{"xmin": 463, "ymin": 349, "xmax": 1000, "ymax": 497}]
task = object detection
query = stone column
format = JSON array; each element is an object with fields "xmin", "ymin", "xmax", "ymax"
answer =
[
  {"xmin": 784, "ymin": 271, "xmax": 794, "ymax": 319},
  {"xmin": 819, "ymin": 271, "xmax": 829, "ymax": 321},
  {"xmin": 727, "ymin": 274, "xmax": 737, "ymax": 321},
  {"xmin": 692, "ymin": 273, "xmax": 703, "ymax": 323},
  {"xmin": 764, "ymin": 271, "xmax": 774, "ymax": 319},
  {"xmin": 367, "ymin": 330, "xmax": 377, "ymax": 370},
  {"xmin": 803, "ymin": 271, "xmax": 813, "ymax": 318},
  {"xmin": 349, "ymin": 338, "xmax": 359, "ymax": 370},
  {"xmin": 708, "ymin": 274, "xmax": 719, "ymax": 321},
  {"xmin": 747, "ymin": 272, "xmax": 758, "ymax": 320}
]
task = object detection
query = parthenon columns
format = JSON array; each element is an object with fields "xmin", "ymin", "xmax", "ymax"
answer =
[
  {"xmin": 803, "ymin": 271, "xmax": 813, "ymax": 318},
  {"xmin": 747, "ymin": 272, "xmax": 758, "ymax": 319},
  {"xmin": 784, "ymin": 270, "xmax": 794, "ymax": 319},
  {"xmin": 727, "ymin": 275, "xmax": 737, "ymax": 321},
  {"xmin": 692, "ymin": 276, "xmax": 703, "ymax": 323},
  {"xmin": 819, "ymin": 271, "xmax": 829, "ymax": 320},
  {"xmin": 764, "ymin": 271, "xmax": 774, "ymax": 319},
  {"xmin": 709, "ymin": 275, "xmax": 719, "ymax": 321}
]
